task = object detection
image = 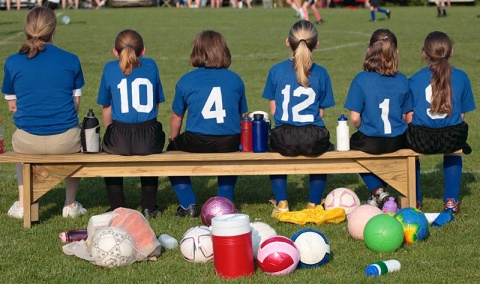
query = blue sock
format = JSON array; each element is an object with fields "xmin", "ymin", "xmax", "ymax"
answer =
[
  {"xmin": 309, "ymin": 174, "xmax": 327, "ymax": 205},
  {"xmin": 360, "ymin": 173, "xmax": 387, "ymax": 193},
  {"xmin": 416, "ymin": 158, "xmax": 422, "ymax": 204},
  {"xmin": 378, "ymin": 7, "xmax": 388, "ymax": 14},
  {"xmin": 169, "ymin": 176, "xmax": 196, "ymax": 209},
  {"xmin": 270, "ymin": 175, "xmax": 287, "ymax": 205},
  {"xmin": 370, "ymin": 10, "xmax": 376, "ymax": 21},
  {"xmin": 443, "ymin": 155, "xmax": 462, "ymax": 202},
  {"xmin": 217, "ymin": 176, "xmax": 237, "ymax": 202}
]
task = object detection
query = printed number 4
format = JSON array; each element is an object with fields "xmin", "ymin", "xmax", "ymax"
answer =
[{"xmin": 202, "ymin": 87, "xmax": 226, "ymax": 123}]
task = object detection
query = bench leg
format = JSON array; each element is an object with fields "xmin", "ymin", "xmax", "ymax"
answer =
[
  {"xmin": 406, "ymin": 156, "xmax": 417, "ymax": 208},
  {"xmin": 22, "ymin": 163, "xmax": 32, "ymax": 228}
]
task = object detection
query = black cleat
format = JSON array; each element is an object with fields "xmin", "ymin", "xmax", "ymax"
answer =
[
  {"xmin": 143, "ymin": 206, "xmax": 160, "ymax": 219},
  {"xmin": 174, "ymin": 204, "xmax": 198, "ymax": 218},
  {"xmin": 386, "ymin": 10, "xmax": 391, "ymax": 19}
]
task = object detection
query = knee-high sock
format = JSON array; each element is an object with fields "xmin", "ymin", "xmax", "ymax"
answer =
[
  {"xmin": 169, "ymin": 176, "xmax": 196, "ymax": 209},
  {"xmin": 443, "ymin": 155, "xmax": 462, "ymax": 202},
  {"xmin": 313, "ymin": 9, "xmax": 321, "ymax": 22},
  {"xmin": 140, "ymin": 176, "xmax": 158, "ymax": 211},
  {"xmin": 303, "ymin": 8, "xmax": 309, "ymax": 21},
  {"xmin": 415, "ymin": 158, "xmax": 422, "ymax": 204},
  {"xmin": 360, "ymin": 173, "xmax": 387, "ymax": 193},
  {"xmin": 217, "ymin": 176, "xmax": 237, "ymax": 202},
  {"xmin": 270, "ymin": 175, "xmax": 287, "ymax": 205},
  {"xmin": 377, "ymin": 7, "xmax": 388, "ymax": 14},
  {"xmin": 105, "ymin": 177, "xmax": 126, "ymax": 210},
  {"xmin": 370, "ymin": 10, "xmax": 376, "ymax": 21},
  {"xmin": 309, "ymin": 174, "xmax": 327, "ymax": 205}
]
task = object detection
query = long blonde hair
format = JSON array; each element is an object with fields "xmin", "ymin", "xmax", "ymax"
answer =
[
  {"xmin": 114, "ymin": 29, "xmax": 144, "ymax": 75},
  {"xmin": 363, "ymin": 29, "xmax": 399, "ymax": 76},
  {"xmin": 288, "ymin": 20, "xmax": 318, "ymax": 87},
  {"xmin": 19, "ymin": 7, "xmax": 56, "ymax": 59},
  {"xmin": 423, "ymin": 31, "xmax": 453, "ymax": 116}
]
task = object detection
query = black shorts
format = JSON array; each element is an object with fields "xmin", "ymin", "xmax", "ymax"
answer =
[
  {"xmin": 167, "ymin": 131, "xmax": 240, "ymax": 153},
  {"xmin": 269, "ymin": 124, "xmax": 333, "ymax": 157},
  {"xmin": 406, "ymin": 122, "xmax": 471, "ymax": 154},
  {"xmin": 369, "ymin": 0, "xmax": 381, "ymax": 8},
  {"xmin": 350, "ymin": 131, "xmax": 406, "ymax": 154},
  {"xmin": 102, "ymin": 119, "xmax": 165, "ymax": 156}
]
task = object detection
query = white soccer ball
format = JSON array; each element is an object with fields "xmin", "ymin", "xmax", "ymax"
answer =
[
  {"xmin": 291, "ymin": 228, "xmax": 330, "ymax": 268},
  {"xmin": 180, "ymin": 226, "xmax": 214, "ymax": 263},
  {"xmin": 324, "ymin": 187, "xmax": 361, "ymax": 215},
  {"xmin": 61, "ymin": 15, "xmax": 70, "ymax": 25},
  {"xmin": 90, "ymin": 227, "xmax": 135, "ymax": 268},
  {"xmin": 251, "ymin": 221, "xmax": 277, "ymax": 258}
]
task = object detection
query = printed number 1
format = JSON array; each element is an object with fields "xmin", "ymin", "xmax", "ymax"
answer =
[
  {"xmin": 379, "ymin": 99, "xmax": 392, "ymax": 134},
  {"xmin": 202, "ymin": 87, "xmax": 226, "ymax": 123}
]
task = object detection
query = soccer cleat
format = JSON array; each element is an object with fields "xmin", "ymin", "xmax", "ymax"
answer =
[
  {"xmin": 62, "ymin": 201, "xmax": 87, "ymax": 218},
  {"xmin": 174, "ymin": 204, "xmax": 198, "ymax": 218},
  {"xmin": 444, "ymin": 198, "xmax": 460, "ymax": 214},
  {"xmin": 306, "ymin": 202, "xmax": 316, "ymax": 209},
  {"xmin": 367, "ymin": 187, "xmax": 390, "ymax": 208},
  {"xmin": 316, "ymin": 19, "xmax": 323, "ymax": 25},
  {"xmin": 143, "ymin": 206, "xmax": 160, "ymax": 219},
  {"xmin": 7, "ymin": 201, "xmax": 23, "ymax": 219},
  {"xmin": 271, "ymin": 200, "xmax": 289, "ymax": 216},
  {"xmin": 386, "ymin": 10, "xmax": 391, "ymax": 19},
  {"xmin": 416, "ymin": 201, "xmax": 423, "ymax": 211}
]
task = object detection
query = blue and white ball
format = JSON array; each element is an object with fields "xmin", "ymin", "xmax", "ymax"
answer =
[{"xmin": 291, "ymin": 228, "xmax": 330, "ymax": 268}]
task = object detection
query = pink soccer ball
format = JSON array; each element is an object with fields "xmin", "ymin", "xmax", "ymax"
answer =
[
  {"xmin": 324, "ymin": 187, "xmax": 361, "ymax": 216},
  {"xmin": 256, "ymin": 235, "xmax": 300, "ymax": 276},
  {"xmin": 347, "ymin": 204, "xmax": 383, "ymax": 240},
  {"xmin": 201, "ymin": 196, "xmax": 237, "ymax": 227}
]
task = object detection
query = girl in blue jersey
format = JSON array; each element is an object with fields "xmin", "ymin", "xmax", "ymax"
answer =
[
  {"xmin": 3, "ymin": 7, "xmax": 87, "ymax": 219},
  {"xmin": 263, "ymin": 20, "xmax": 335, "ymax": 215},
  {"xmin": 168, "ymin": 30, "xmax": 248, "ymax": 218},
  {"xmin": 97, "ymin": 29, "xmax": 166, "ymax": 218},
  {"xmin": 406, "ymin": 31, "xmax": 475, "ymax": 214},
  {"xmin": 344, "ymin": 29, "xmax": 412, "ymax": 209}
]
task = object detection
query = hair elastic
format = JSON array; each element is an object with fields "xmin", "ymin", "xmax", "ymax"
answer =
[
  {"xmin": 383, "ymin": 36, "xmax": 389, "ymax": 40},
  {"xmin": 125, "ymin": 43, "xmax": 132, "ymax": 47},
  {"xmin": 299, "ymin": 39, "xmax": 307, "ymax": 44}
]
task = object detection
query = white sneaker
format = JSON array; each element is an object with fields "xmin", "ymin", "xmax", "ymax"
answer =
[
  {"xmin": 62, "ymin": 201, "xmax": 87, "ymax": 218},
  {"xmin": 7, "ymin": 201, "xmax": 23, "ymax": 219}
]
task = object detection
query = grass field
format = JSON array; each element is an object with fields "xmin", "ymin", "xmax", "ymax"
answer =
[{"xmin": 1, "ymin": 5, "xmax": 480, "ymax": 283}]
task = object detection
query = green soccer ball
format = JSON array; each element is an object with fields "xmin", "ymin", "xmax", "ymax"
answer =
[{"xmin": 363, "ymin": 214, "xmax": 404, "ymax": 252}]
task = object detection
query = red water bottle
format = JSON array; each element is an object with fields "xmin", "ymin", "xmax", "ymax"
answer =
[
  {"xmin": 59, "ymin": 229, "xmax": 88, "ymax": 243},
  {"xmin": 241, "ymin": 116, "xmax": 252, "ymax": 152}
]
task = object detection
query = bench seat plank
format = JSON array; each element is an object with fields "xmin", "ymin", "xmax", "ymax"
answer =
[{"xmin": 0, "ymin": 149, "xmax": 421, "ymax": 227}]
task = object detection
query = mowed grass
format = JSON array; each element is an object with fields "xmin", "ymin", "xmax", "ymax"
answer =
[{"xmin": 1, "ymin": 5, "xmax": 480, "ymax": 283}]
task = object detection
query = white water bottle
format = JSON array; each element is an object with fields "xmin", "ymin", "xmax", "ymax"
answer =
[
  {"xmin": 80, "ymin": 109, "xmax": 100, "ymax": 153},
  {"xmin": 365, "ymin": 259, "xmax": 401, "ymax": 277},
  {"xmin": 336, "ymin": 114, "xmax": 350, "ymax": 151}
]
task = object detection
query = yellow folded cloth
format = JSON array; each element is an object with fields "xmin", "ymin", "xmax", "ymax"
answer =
[{"xmin": 273, "ymin": 205, "xmax": 346, "ymax": 225}]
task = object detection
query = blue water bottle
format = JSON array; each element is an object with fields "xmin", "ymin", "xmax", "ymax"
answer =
[{"xmin": 252, "ymin": 113, "xmax": 267, "ymax": 153}]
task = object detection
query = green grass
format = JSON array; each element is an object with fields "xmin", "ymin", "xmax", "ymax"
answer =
[{"xmin": 1, "ymin": 5, "xmax": 480, "ymax": 283}]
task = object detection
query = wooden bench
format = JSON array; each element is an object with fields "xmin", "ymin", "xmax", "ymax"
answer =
[{"xmin": 0, "ymin": 149, "xmax": 421, "ymax": 228}]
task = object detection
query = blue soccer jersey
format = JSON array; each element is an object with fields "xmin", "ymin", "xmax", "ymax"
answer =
[
  {"xmin": 409, "ymin": 66, "xmax": 476, "ymax": 128},
  {"xmin": 2, "ymin": 44, "xmax": 85, "ymax": 135},
  {"xmin": 172, "ymin": 67, "xmax": 248, "ymax": 136},
  {"xmin": 344, "ymin": 71, "xmax": 411, "ymax": 137},
  {"xmin": 262, "ymin": 60, "xmax": 335, "ymax": 127},
  {"xmin": 97, "ymin": 57, "xmax": 165, "ymax": 124}
]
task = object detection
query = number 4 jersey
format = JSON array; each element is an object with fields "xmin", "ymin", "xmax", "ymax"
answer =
[
  {"xmin": 262, "ymin": 59, "xmax": 335, "ymax": 128},
  {"xmin": 97, "ymin": 57, "xmax": 165, "ymax": 124},
  {"xmin": 172, "ymin": 67, "xmax": 248, "ymax": 136}
]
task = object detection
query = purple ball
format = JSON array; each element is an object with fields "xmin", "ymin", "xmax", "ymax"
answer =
[{"xmin": 201, "ymin": 196, "xmax": 237, "ymax": 226}]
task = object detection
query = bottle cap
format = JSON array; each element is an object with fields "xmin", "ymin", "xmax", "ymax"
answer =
[
  {"xmin": 253, "ymin": 113, "xmax": 264, "ymax": 120},
  {"xmin": 382, "ymin": 197, "xmax": 398, "ymax": 213},
  {"xmin": 87, "ymin": 109, "xmax": 95, "ymax": 118},
  {"xmin": 338, "ymin": 114, "xmax": 347, "ymax": 121},
  {"xmin": 365, "ymin": 265, "xmax": 380, "ymax": 277},
  {"xmin": 242, "ymin": 116, "xmax": 251, "ymax": 121}
]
